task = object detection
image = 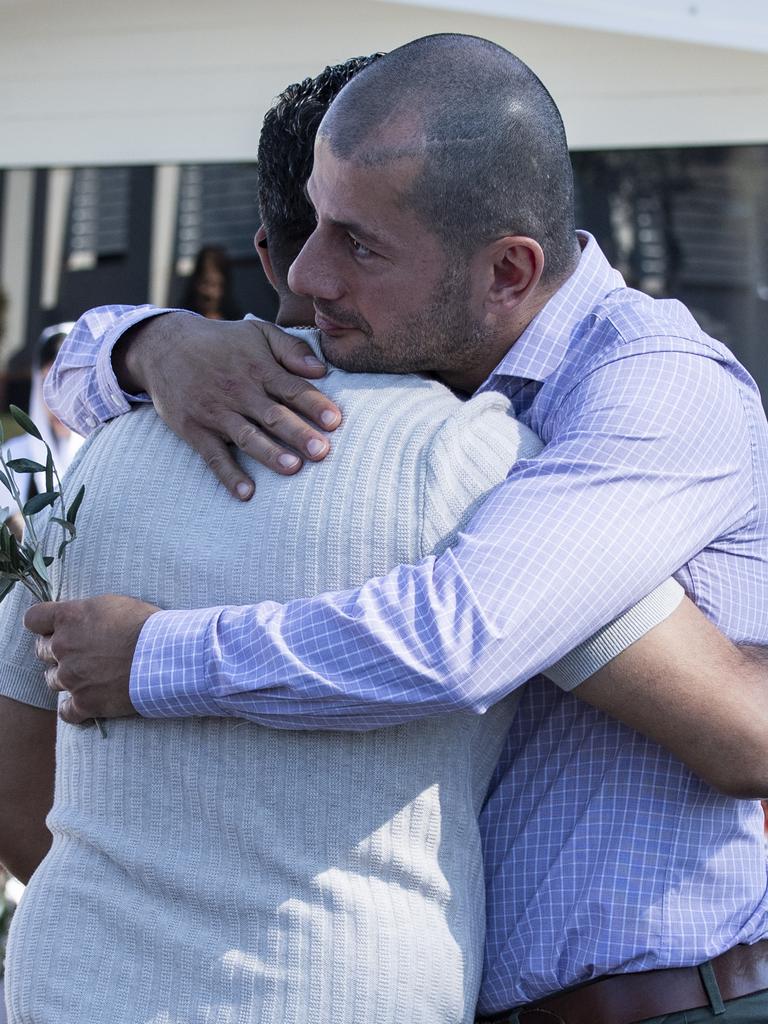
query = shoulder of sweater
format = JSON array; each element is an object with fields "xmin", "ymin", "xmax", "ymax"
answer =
[
  {"xmin": 418, "ymin": 392, "xmax": 544, "ymax": 558},
  {"xmin": 425, "ymin": 390, "xmax": 543, "ymax": 470}
]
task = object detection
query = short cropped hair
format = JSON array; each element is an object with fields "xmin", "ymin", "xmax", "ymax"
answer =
[
  {"xmin": 257, "ymin": 54, "xmax": 383, "ymax": 280},
  {"xmin": 321, "ymin": 34, "xmax": 580, "ymax": 285}
]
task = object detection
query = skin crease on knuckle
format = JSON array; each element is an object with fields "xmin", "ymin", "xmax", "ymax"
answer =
[
  {"xmin": 59, "ymin": 698, "xmax": 76, "ymax": 723},
  {"xmin": 56, "ymin": 667, "xmax": 73, "ymax": 691},
  {"xmin": 216, "ymin": 376, "xmax": 242, "ymax": 399},
  {"xmin": 235, "ymin": 424, "xmax": 259, "ymax": 451},
  {"xmin": 202, "ymin": 448, "xmax": 229, "ymax": 473},
  {"xmin": 274, "ymin": 375, "xmax": 316, "ymax": 404},
  {"xmin": 257, "ymin": 366, "xmax": 293, "ymax": 395},
  {"xmin": 246, "ymin": 358, "xmax": 273, "ymax": 385},
  {"xmin": 260, "ymin": 403, "xmax": 288, "ymax": 433}
]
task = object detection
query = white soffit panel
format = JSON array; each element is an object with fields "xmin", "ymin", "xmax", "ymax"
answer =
[{"xmin": 376, "ymin": 0, "xmax": 768, "ymax": 53}]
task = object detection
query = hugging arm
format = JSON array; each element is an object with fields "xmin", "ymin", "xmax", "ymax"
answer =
[
  {"xmin": 26, "ymin": 589, "xmax": 768, "ymax": 799},
  {"xmin": 45, "ymin": 306, "xmax": 341, "ymax": 498},
  {"xmin": 0, "ymin": 583, "xmax": 57, "ymax": 883},
  {"xmin": 0, "ymin": 696, "xmax": 56, "ymax": 883}
]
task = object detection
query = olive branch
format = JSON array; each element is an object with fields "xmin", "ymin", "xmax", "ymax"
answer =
[{"xmin": 0, "ymin": 405, "xmax": 104, "ymax": 736}]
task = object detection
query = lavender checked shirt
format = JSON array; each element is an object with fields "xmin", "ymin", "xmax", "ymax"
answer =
[{"xmin": 46, "ymin": 234, "xmax": 768, "ymax": 1012}]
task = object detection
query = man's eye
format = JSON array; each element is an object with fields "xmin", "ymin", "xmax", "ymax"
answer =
[{"xmin": 349, "ymin": 236, "xmax": 372, "ymax": 258}]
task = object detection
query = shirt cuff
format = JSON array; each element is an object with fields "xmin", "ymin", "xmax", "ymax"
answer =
[
  {"xmin": 129, "ymin": 606, "xmax": 227, "ymax": 718},
  {"xmin": 95, "ymin": 308, "xmax": 186, "ymax": 421},
  {"xmin": 545, "ymin": 578, "xmax": 685, "ymax": 690}
]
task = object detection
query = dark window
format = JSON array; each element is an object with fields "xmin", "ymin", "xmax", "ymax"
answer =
[
  {"xmin": 67, "ymin": 167, "xmax": 131, "ymax": 269},
  {"xmin": 573, "ymin": 146, "xmax": 768, "ymax": 405},
  {"xmin": 175, "ymin": 163, "xmax": 260, "ymax": 273}
]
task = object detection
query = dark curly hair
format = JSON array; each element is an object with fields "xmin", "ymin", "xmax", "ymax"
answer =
[{"xmin": 257, "ymin": 54, "xmax": 383, "ymax": 280}]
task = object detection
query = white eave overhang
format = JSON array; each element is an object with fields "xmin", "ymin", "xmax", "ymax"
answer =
[{"xmin": 376, "ymin": 0, "xmax": 768, "ymax": 54}]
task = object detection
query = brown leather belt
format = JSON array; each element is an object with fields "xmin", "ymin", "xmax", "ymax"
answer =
[{"xmin": 476, "ymin": 939, "xmax": 768, "ymax": 1024}]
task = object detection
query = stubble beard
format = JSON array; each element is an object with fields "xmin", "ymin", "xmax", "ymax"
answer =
[{"xmin": 318, "ymin": 264, "xmax": 489, "ymax": 387}]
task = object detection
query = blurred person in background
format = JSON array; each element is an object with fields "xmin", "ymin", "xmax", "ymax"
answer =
[
  {"xmin": 181, "ymin": 245, "xmax": 242, "ymax": 321},
  {"xmin": 0, "ymin": 324, "xmax": 83, "ymax": 541}
]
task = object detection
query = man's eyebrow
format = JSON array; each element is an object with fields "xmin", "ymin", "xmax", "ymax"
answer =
[
  {"xmin": 327, "ymin": 216, "xmax": 389, "ymax": 248},
  {"xmin": 304, "ymin": 176, "xmax": 393, "ymax": 249}
]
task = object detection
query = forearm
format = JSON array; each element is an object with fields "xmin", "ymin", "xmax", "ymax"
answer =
[
  {"xmin": 0, "ymin": 697, "xmax": 56, "ymax": 883},
  {"xmin": 0, "ymin": 817, "xmax": 52, "ymax": 885},
  {"xmin": 132, "ymin": 537, "xmax": 688, "ymax": 731},
  {"xmin": 574, "ymin": 602, "xmax": 768, "ymax": 798}
]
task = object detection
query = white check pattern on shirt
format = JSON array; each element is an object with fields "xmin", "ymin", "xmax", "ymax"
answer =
[{"xmin": 46, "ymin": 233, "xmax": 768, "ymax": 1011}]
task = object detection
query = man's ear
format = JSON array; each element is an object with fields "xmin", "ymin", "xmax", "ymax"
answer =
[
  {"xmin": 255, "ymin": 224, "xmax": 278, "ymax": 290},
  {"xmin": 484, "ymin": 236, "xmax": 545, "ymax": 313}
]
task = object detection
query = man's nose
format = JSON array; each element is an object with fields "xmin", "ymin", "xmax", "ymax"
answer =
[{"xmin": 288, "ymin": 230, "xmax": 343, "ymax": 301}]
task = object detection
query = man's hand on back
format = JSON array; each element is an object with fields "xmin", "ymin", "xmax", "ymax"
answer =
[
  {"xmin": 115, "ymin": 312, "xmax": 342, "ymax": 499},
  {"xmin": 25, "ymin": 596, "xmax": 159, "ymax": 724}
]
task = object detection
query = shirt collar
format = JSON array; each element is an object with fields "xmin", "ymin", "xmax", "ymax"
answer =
[{"xmin": 482, "ymin": 232, "xmax": 626, "ymax": 386}]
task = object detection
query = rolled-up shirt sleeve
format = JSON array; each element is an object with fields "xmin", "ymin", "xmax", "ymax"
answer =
[
  {"xmin": 131, "ymin": 346, "xmax": 751, "ymax": 729},
  {"xmin": 44, "ymin": 305, "xmax": 182, "ymax": 436}
]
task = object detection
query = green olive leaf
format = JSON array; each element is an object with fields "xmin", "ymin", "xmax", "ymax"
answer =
[
  {"xmin": 9, "ymin": 405, "xmax": 43, "ymax": 441},
  {"xmin": 32, "ymin": 546, "xmax": 50, "ymax": 587},
  {"xmin": 8, "ymin": 533, "xmax": 20, "ymax": 561},
  {"xmin": 66, "ymin": 485, "xmax": 85, "ymax": 525},
  {"xmin": 45, "ymin": 448, "xmax": 54, "ymax": 494},
  {"xmin": 6, "ymin": 458, "xmax": 46, "ymax": 474},
  {"xmin": 23, "ymin": 491, "xmax": 59, "ymax": 516},
  {"xmin": 1, "ymin": 413, "xmax": 92, "ymax": 687}
]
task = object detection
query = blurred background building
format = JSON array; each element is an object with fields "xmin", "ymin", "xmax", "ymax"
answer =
[{"xmin": 0, "ymin": 0, "xmax": 767, "ymax": 407}]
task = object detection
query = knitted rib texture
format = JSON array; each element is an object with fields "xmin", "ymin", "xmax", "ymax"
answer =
[{"xmin": 3, "ymin": 360, "xmax": 534, "ymax": 1024}]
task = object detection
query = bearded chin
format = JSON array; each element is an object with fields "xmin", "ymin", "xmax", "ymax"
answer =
[{"xmin": 318, "ymin": 273, "xmax": 486, "ymax": 378}]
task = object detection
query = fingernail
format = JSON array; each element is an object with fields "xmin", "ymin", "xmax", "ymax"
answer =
[
  {"xmin": 236, "ymin": 482, "xmax": 253, "ymax": 499},
  {"xmin": 278, "ymin": 453, "xmax": 301, "ymax": 469},
  {"xmin": 307, "ymin": 439, "xmax": 326, "ymax": 457},
  {"xmin": 304, "ymin": 355, "xmax": 324, "ymax": 368},
  {"xmin": 320, "ymin": 410, "xmax": 338, "ymax": 427}
]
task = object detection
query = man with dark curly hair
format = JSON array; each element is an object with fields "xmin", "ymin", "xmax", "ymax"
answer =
[{"xmin": 255, "ymin": 54, "xmax": 383, "ymax": 314}]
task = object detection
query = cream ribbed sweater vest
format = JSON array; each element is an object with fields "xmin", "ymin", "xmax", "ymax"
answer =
[{"xmin": 3, "ymin": 351, "xmax": 544, "ymax": 1024}]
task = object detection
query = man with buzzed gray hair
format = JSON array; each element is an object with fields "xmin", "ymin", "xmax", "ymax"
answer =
[{"xmin": 31, "ymin": 35, "xmax": 768, "ymax": 1024}]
